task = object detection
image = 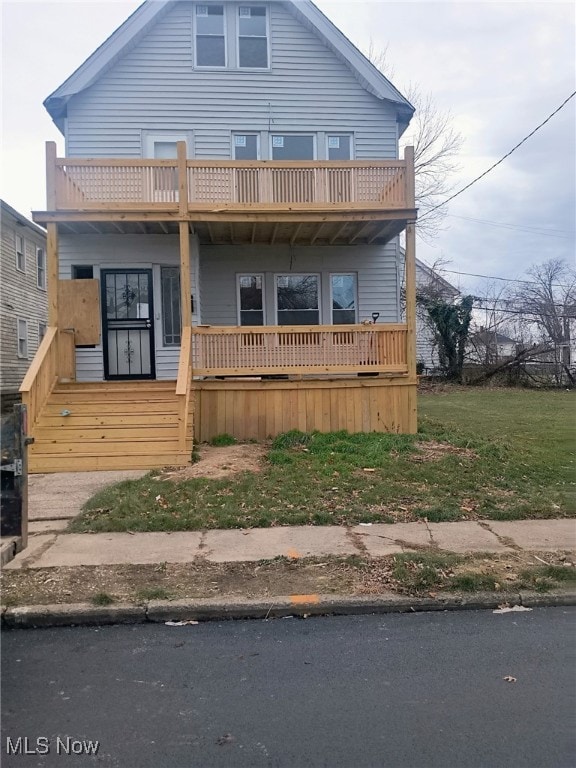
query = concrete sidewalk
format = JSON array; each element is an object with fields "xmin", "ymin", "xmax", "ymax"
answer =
[{"xmin": 4, "ymin": 518, "xmax": 576, "ymax": 570}]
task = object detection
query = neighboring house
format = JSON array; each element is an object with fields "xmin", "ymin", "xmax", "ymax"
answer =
[
  {"xmin": 0, "ymin": 201, "xmax": 48, "ymax": 412},
  {"xmin": 25, "ymin": 0, "xmax": 419, "ymax": 472},
  {"xmin": 398, "ymin": 254, "xmax": 460, "ymax": 372},
  {"xmin": 468, "ymin": 329, "xmax": 517, "ymax": 365}
]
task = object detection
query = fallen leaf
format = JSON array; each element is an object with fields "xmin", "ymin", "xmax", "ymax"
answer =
[
  {"xmin": 493, "ymin": 605, "xmax": 532, "ymax": 614},
  {"xmin": 216, "ymin": 734, "xmax": 235, "ymax": 746},
  {"xmin": 503, "ymin": 675, "xmax": 517, "ymax": 683}
]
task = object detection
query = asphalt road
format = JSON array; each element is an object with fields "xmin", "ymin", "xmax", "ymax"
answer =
[{"xmin": 2, "ymin": 608, "xmax": 575, "ymax": 768}]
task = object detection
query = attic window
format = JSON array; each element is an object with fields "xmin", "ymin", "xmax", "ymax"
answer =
[
  {"xmin": 195, "ymin": 5, "xmax": 226, "ymax": 67},
  {"xmin": 238, "ymin": 6, "xmax": 268, "ymax": 68}
]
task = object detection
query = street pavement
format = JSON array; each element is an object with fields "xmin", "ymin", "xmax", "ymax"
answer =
[{"xmin": 2, "ymin": 608, "xmax": 575, "ymax": 767}]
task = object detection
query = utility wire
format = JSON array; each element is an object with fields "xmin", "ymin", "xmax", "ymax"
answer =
[
  {"xmin": 445, "ymin": 213, "xmax": 573, "ymax": 238},
  {"xmin": 419, "ymin": 91, "xmax": 576, "ymax": 220},
  {"xmin": 438, "ymin": 268, "xmax": 575, "ymax": 288}
]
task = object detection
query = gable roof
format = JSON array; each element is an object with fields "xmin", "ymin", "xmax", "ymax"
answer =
[{"xmin": 44, "ymin": 0, "xmax": 414, "ymax": 132}]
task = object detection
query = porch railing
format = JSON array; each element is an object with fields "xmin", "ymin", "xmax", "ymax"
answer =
[
  {"xmin": 191, "ymin": 324, "xmax": 408, "ymax": 376},
  {"xmin": 51, "ymin": 158, "xmax": 410, "ymax": 211},
  {"xmin": 19, "ymin": 328, "xmax": 76, "ymax": 428}
]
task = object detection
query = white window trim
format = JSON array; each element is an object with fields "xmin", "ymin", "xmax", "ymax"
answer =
[
  {"xmin": 15, "ymin": 233, "xmax": 26, "ymax": 273},
  {"xmin": 194, "ymin": 3, "xmax": 227, "ymax": 69},
  {"xmin": 232, "ymin": 133, "xmax": 261, "ymax": 160},
  {"xmin": 329, "ymin": 273, "xmax": 358, "ymax": 325},
  {"xmin": 237, "ymin": 5, "xmax": 271, "ymax": 70},
  {"xmin": 237, "ymin": 273, "xmax": 265, "ymax": 325},
  {"xmin": 17, "ymin": 318, "xmax": 29, "ymax": 359},
  {"xmin": 274, "ymin": 273, "xmax": 321, "ymax": 325},
  {"xmin": 270, "ymin": 134, "xmax": 317, "ymax": 160},
  {"xmin": 36, "ymin": 247, "xmax": 46, "ymax": 290},
  {"xmin": 326, "ymin": 134, "xmax": 355, "ymax": 160}
]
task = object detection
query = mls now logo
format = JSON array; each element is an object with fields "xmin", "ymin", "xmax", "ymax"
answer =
[{"xmin": 5, "ymin": 737, "xmax": 100, "ymax": 756}]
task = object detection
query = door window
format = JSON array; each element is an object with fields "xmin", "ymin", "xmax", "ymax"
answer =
[{"xmin": 161, "ymin": 267, "xmax": 182, "ymax": 345}]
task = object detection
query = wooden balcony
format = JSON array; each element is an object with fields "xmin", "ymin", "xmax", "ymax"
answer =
[
  {"xmin": 191, "ymin": 324, "xmax": 409, "ymax": 377},
  {"xmin": 35, "ymin": 143, "xmax": 416, "ymax": 246}
]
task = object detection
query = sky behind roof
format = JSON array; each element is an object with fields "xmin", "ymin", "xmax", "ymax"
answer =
[{"xmin": 1, "ymin": 0, "xmax": 574, "ymax": 295}]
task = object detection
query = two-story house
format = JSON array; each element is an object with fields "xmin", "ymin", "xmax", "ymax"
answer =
[
  {"xmin": 24, "ymin": 0, "xmax": 418, "ymax": 472},
  {"xmin": 1, "ymin": 201, "xmax": 48, "ymax": 413}
]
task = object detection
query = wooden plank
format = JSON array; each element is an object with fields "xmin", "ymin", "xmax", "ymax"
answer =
[
  {"xmin": 30, "ymin": 454, "xmax": 189, "ymax": 473},
  {"xmin": 405, "ymin": 222, "xmax": 417, "ymax": 381},
  {"xmin": 33, "ymin": 427, "xmax": 179, "ymax": 441},
  {"xmin": 58, "ymin": 279, "xmax": 100, "ymax": 345}
]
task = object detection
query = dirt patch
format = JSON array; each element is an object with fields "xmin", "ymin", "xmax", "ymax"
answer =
[
  {"xmin": 412, "ymin": 440, "xmax": 477, "ymax": 463},
  {"xmin": 157, "ymin": 443, "xmax": 268, "ymax": 481},
  {"xmin": 3, "ymin": 552, "xmax": 573, "ymax": 608}
]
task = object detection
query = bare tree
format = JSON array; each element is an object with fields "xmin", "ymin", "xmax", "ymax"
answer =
[
  {"xmin": 512, "ymin": 258, "xmax": 576, "ymax": 384},
  {"xmin": 366, "ymin": 45, "xmax": 463, "ymax": 240}
]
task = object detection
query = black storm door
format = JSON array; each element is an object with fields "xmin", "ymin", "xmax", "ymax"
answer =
[{"xmin": 101, "ymin": 269, "xmax": 156, "ymax": 380}]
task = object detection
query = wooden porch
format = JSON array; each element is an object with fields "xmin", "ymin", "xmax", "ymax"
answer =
[{"xmin": 22, "ymin": 142, "xmax": 419, "ymax": 472}]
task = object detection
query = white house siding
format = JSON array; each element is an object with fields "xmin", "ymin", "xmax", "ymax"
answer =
[
  {"xmin": 1, "ymin": 203, "xmax": 48, "ymax": 407},
  {"xmin": 65, "ymin": 2, "xmax": 398, "ymax": 160},
  {"xmin": 199, "ymin": 243, "xmax": 399, "ymax": 326},
  {"xmin": 59, "ymin": 234, "xmax": 193, "ymax": 381}
]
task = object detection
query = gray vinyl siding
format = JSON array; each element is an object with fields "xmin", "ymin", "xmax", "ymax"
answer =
[
  {"xmin": 65, "ymin": 2, "xmax": 398, "ymax": 159},
  {"xmin": 0, "ymin": 205, "xmax": 47, "ymax": 399},
  {"xmin": 200, "ymin": 244, "xmax": 399, "ymax": 326},
  {"xmin": 59, "ymin": 234, "xmax": 187, "ymax": 381}
]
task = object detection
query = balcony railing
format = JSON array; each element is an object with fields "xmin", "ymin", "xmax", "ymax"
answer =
[
  {"xmin": 50, "ymin": 153, "xmax": 413, "ymax": 212},
  {"xmin": 190, "ymin": 324, "xmax": 409, "ymax": 376}
]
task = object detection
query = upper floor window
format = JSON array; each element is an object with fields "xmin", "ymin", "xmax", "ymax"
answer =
[
  {"xmin": 17, "ymin": 318, "xmax": 28, "ymax": 359},
  {"xmin": 15, "ymin": 234, "xmax": 25, "ymax": 272},
  {"xmin": 195, "ymin": 5, "xmax": 226, "ymax": 67},
  {"xmin": 38, "ymin": 322, "xmax": 47, "ymax": 343},
  {"xmin": 327, "ymin": 135, "xmax": 352, "ymax": 160},
  {"xmin": 238, "ymin": 6, "xmax": 268, "ymax": 68},
  {"xmin": 37, "ymin": 248, "xmax": 46, "ymax": 290}
]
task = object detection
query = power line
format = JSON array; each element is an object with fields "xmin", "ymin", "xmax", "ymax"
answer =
[
  {"xmin": 445, "ymin": 213, "xmax": 573, "ymax": 239},
  {"xmin": 439, "ymin": 268, "xmax": 574, "ymax": 288},
  {"xmin": 419, "ymin": 91, "xmax": 576, "ymax": 220}
]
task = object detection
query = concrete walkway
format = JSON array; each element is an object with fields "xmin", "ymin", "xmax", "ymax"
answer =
[{"xmin": 5, "ymin": 519, "xmax": 576, "ymax": 570}]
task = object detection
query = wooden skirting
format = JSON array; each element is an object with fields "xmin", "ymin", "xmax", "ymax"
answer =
[{"xmin": 192, "ymin": 376, "xmax": 417, "ymax": 442}]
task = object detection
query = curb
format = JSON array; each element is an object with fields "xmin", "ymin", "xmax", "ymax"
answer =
[{"xmin": 3, "ymin": 590, "xmax": 575, "ymax": 629}]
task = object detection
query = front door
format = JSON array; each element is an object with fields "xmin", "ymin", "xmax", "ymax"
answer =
[{"xmin": 101, "ymin": 269, "xmax": 156, "ymax": 380}]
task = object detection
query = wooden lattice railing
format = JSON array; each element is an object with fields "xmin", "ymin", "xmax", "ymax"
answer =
[
  {"xmin": 191, "ymin": 324, "xmax": 408, "ymax": 376},
  {"xmin": 51, "ymin": 158, "xmax": 410, "ymax": 210}
]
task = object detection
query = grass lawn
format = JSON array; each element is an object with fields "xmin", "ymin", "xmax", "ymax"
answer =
[{"xmin": 72, "ymin": 387, "xmax": 575, "ymax": 533}]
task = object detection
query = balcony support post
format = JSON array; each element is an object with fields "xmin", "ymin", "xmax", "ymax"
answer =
[
  {"xmin": 405, "ymin": 221, "xmax": 417, "ymax": 383},
  {"xmin": 179, "ymin": 222, "xmax": 192, "ymax": 329},
  {"xmin": 46, "ymin": 141, "xmax": 57, "ymax": 211},
  {"xmin": 47, "ymin": 223, "xmax": 59, "ymax": 327}
]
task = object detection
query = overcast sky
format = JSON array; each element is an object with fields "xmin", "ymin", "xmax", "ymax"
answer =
[{"xmin": 1, "ymin": 0, "xmax": 575, "ymax": 294}]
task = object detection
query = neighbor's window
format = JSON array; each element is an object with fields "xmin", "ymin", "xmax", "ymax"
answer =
[
  {"xmin": 238, "ymin": 275, "xmax": 264, "ymax": 325},
  {"xmin": 331, "ymin": 274, "xmax": 357, "ymax": 324},
  {"xmin": 17, "ymin": 318, "xmax": 28, "ymax": 358},
  {"xmin": 37, "ymin": 248, "xmax": 46, "ymax": 290},
  {"xmin": 195, "ymin": 5, "xmax": 226, "ymax": 67},
  {"xmin": 161, "ymin": 267, "xmax": 182, "ymax": 346},
  {"xmin": 38, "ymin": 321, "xmax": 47, "ymax": 343},
  {"xmin": 276, "ymin": 274, "xmax": 319, "ymax": 325},
  {"xmin": 15, "ymin": 234, "xmax": 25, "ymax": 272},
  {"xmin": 238, "ymin": 6, "xmax": 268, "ymax": 68}
]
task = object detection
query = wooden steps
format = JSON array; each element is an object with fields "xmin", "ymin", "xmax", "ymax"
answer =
[{"xmin": 29, "ymin": 381, "xmax": 193, "ymax": 473}]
